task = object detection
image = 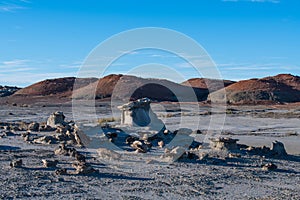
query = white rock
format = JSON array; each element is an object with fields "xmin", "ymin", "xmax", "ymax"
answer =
[
  {"xmin": 162, "ymin": 146, "xmax": 186, "ymax": 163},
  {"xmin": 158, "ymin": 140, "xmax": 164, "ymax": 148},
  {"xmin": 47, "ymin": 111, "xmax": 66, "ymax": 128}
]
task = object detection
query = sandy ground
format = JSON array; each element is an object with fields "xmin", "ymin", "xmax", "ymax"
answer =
[{"xmin": 1, "ymin": 102, "xmax": 300, "ymax": 199}]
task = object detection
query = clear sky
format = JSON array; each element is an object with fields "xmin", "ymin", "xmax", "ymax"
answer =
[{"xmin": 0, "ymin": 0, "xmax": 299, "ymax": 86}]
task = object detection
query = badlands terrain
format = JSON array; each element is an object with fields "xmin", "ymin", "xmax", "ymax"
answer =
[{"xmin": 0, "ymin": 74, "xmax": 300, "ymax": 199}]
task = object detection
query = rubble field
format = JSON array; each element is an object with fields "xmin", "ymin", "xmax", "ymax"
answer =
[{"xmin": 0, "ymin": 101, "xmax": 300, "ymax": 199}]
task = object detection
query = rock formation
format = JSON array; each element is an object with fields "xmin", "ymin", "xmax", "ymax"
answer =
[
  {"xmin": 209, "ymin": 74, "xmax": 300, "ymax": 104},
  {"xmin": 182, "ymin": 78, "xmax": 235, "ymax": 92},
  {"xmin": 33, "ymin": 135, "xmax": 56, "ymax": 144},
  {"xmin": 42, "ymin": 159, "xmax": 58, "ymax": 168},
  {"xmin": 130, "ymin": 140, "xmax": 149, "ymax": 153},
  {"xmin": 209, "ymin": 137, "xmax": 239, "ymax": 151},
  {"xmin": 47, "ymin": 111, "xmax": 66, "ymax": 127},
  {"xmin": 118, "ymin": 98, "xmax": 165, "ymax": 130},
  {"xmin": 244, "ymin": 140, "xmax": 288, "ymax": 158},
  {"xmin": 262, "ymin": 163, "xmax": 277, "ymax": 171},
  {"xmin": 271, "ymin": 140, "xmax": 288, "ymax": 157},
  {"xmin": 54, "ymin": 143, "xmax": 77, "ymax": 157},
  {"xmin": 28, "ymin": 122, "xmax": 39, "ymax": 131},
  {"xmin": 72, "ymin": 161, "xmax": 98, "ymax": 175},
  {"xmin": 10, "ymin": 159, "xmax": 22, "ymax": 168}
]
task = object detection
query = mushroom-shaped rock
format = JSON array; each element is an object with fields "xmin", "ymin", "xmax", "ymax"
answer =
[{"xmin": 118, "ymin": 98, "xmax": 165, "ymax": 131}]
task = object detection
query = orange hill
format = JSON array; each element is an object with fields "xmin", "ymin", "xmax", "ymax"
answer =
[
  {"xmin": 209, "ymin": 74, "xmax": 300, "ymax": 104},
  {"xmin": 182, "ymin": 78, "xmax": 235, "ymax": 92}
]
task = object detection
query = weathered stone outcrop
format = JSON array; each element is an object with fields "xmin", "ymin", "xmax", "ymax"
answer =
[
  {"xmin": 271, "ymin": 140, "xmax": 287, "ymax": 157},
  {"xmin": 47, "ymin": 111, "xmax": 66, "ymax": 127},
  {"xmin": 118, "ymin": 98, "xmax": 165, "ymax": 131},
  {"xmin": 28, "ymin": 122, "xmax": 39, "ymax": 131},
  {"xmin": 72, "ymin": 161, "xmax": 98, "ymax": 175},
  {"xmin": 209, "ymin": 74, "xmax": 300, "ymax": 104},
  {"xmin": 209, "ymin": 137, "xmax": 239, "ymax": 151}
]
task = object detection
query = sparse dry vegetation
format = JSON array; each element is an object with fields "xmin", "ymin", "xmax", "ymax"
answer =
[{"xmin": 98, "ymin": 117, "xmax": 119, "ymax": 124}]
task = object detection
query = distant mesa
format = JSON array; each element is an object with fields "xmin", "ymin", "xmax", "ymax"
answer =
[
  {"xmin": 1, "ymin": 73, "xmax": 300, "ymax": 105},
  {"xmin": 14, "ymin": 77, "xmax": 98, "ymax": 97},
  {"xmin": 73, "ymin": 74, "xmax": 209, "ymax": 102},
  {"xmin": 209, "ymin": 74, "xmax": 300, "ymax": 104},
  {"xmin": 72, "ymin": 74, "xmax": 123, "ymax": 100},
  {"xmin": 181, "ymin": 78, "xmax": 235, "ymax": 92},
  {"xmin": 4, "ymin": 74, "xmax": 209, "ymax": 103}
]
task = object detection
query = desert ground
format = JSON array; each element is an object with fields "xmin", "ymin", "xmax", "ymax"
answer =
[{"xmin": 1, "ymin": 101, "xmax": 300, "ymax": 199}]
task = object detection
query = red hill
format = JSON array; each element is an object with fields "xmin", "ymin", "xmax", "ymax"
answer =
[
  {"xmin": 209, "ymin": 74, "xmax": 300, "ymax": 104},
  {"xmin": 182, "ymin": 78, "xmax": 235, "ymax": 92},
  {"xmin": 73, "ymin": 74, "xmax": 209, "ymax": 102},
  {"xmin": 13, "ymin": 77, "xmax": 98, "ymax": 97}
]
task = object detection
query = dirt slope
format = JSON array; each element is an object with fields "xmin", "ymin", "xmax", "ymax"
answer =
[
  {"xmin": 13, "ymin": 77, "xmax": 98, "ymax": 98},
  {"xmin": 209, "ymin": 74, "xmax": 300, "ymax": 104},
  {"xmin": 73, "ymin": 74, "xmax": 209, "ymax": 102},
  {"xmin": 182, "ymin": 78, "xmax": 235, "ymax": 92}
]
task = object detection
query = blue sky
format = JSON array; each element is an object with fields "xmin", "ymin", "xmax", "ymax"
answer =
[{"xmin": 0, "ymin": 0, "xmax": 299, "ymax": 86}]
